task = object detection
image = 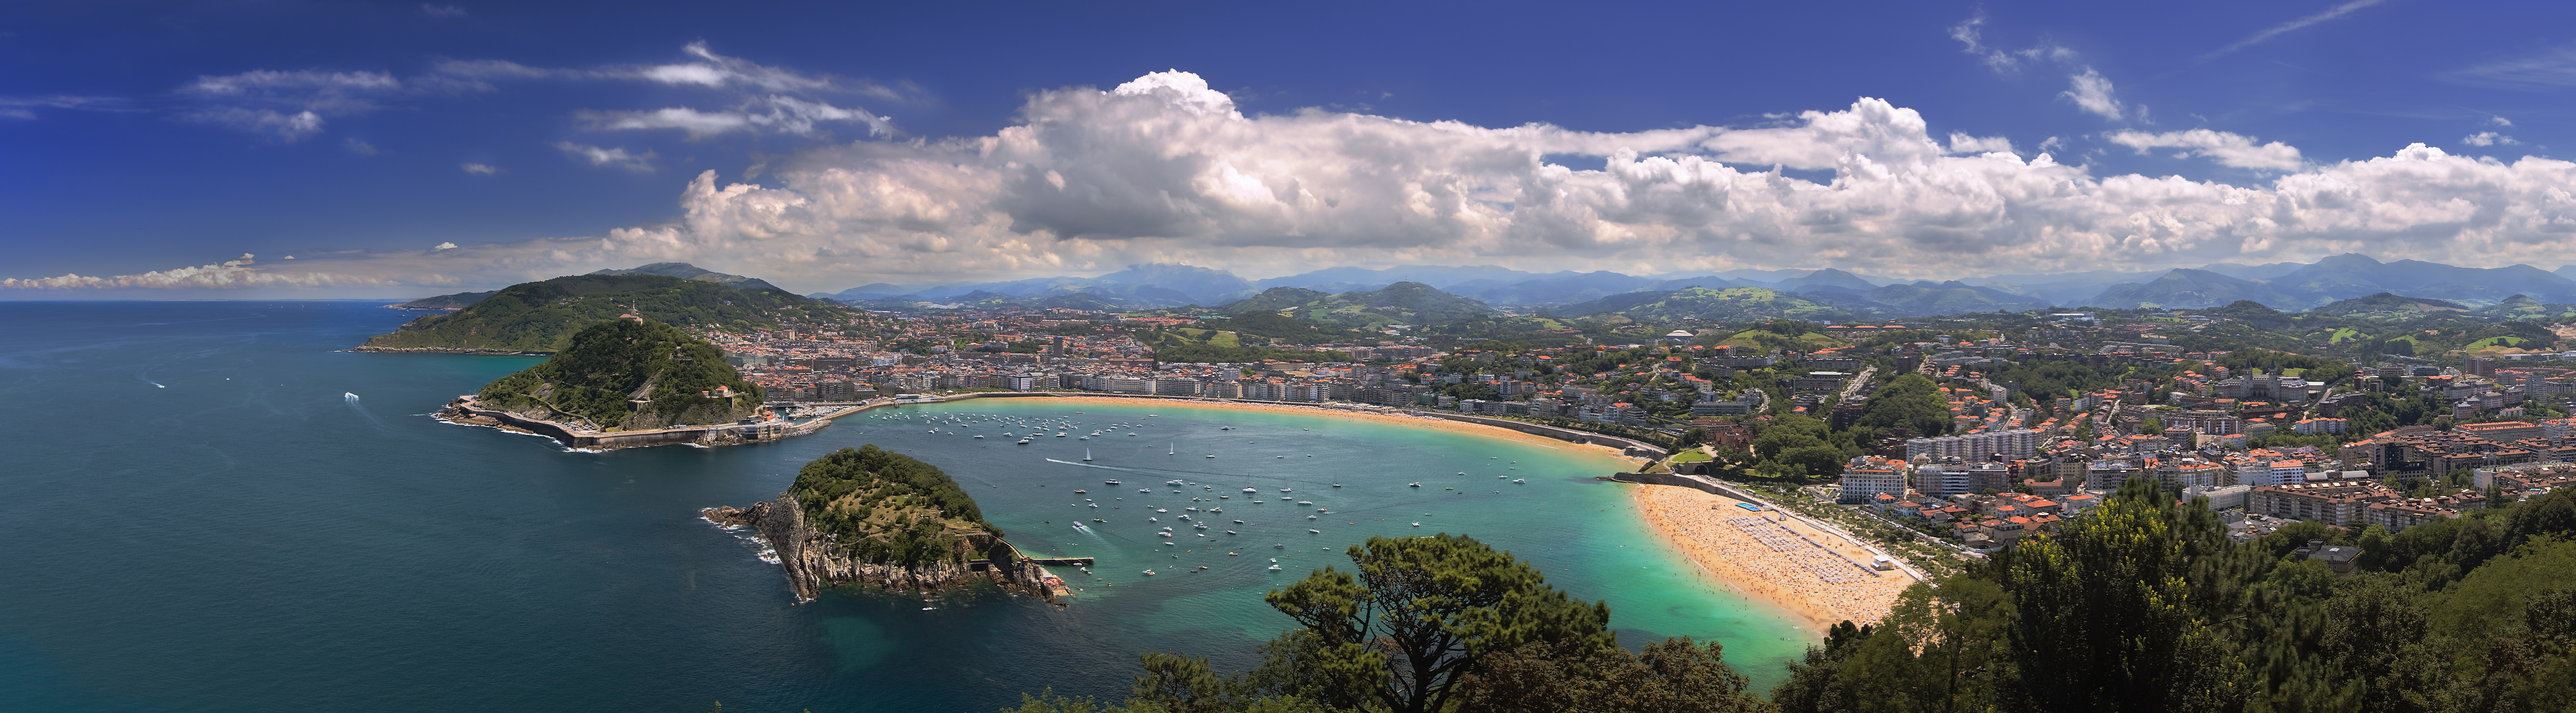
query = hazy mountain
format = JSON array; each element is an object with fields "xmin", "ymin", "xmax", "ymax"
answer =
[
  {"xmin": 2263, "ymin": 254, "xmax": 2576, "ymax": 306},
  {"xmin": 1862, "ymin": 281, "xmax": 2050, "ymax": 315},
  {"xmin": 820, "ymin": 262, "xmax": 1250, "ymax": 307},
  {"xmin": 1091, "ymin": 263, "xmax": 1255, "ymax": 304},
  {"xmin": 1551, "ymin": 286, "xmax": 1859, "ymax": 323},
  {"xmin": 1221, "ymin": 283, "xmax": 1500, "ymax": 328},
  {"xmin": 1772, "ymin": 268, "xmax": 1880, "ymax": 294},
  {"xmin": 590, "ymin": 263, "xmax": 787, "ymax": 293},
  {"xmin": 2084, "ymin": 269, "xmax": 2286, "ymax": 310},
  {"xmin": 2194, "ymin": 261, "xmax": 2313, "ymax": 281},
  {"xmin": 1251, "ymin": 265, "xmax": 1543, "ymax": 292},
  {"xmin": 1217, "ymin": 287, "xmax": 1331, "ymax": 314}
]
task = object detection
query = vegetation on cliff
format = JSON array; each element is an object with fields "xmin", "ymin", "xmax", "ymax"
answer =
[
  {"xmin": 362, "ymin": 273, "xmax": 859, "ymax": 351},
  {"xmin": 474, "ymin": 318, "xmax": 762, "ymax": 431},
  {"xmin": 791, "ymin": 445, "xmax": 1001, "ymax": 567},
  {"xmin": 1768, "ymin": 480, "xmax": 2576, "ymax": 713}
]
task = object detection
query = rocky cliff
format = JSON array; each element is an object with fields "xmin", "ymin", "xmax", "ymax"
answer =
[
  {"xmin": 704, "ymin": 495, "xmax": 1030, "ymax": 600},
  {"xmin": 703, "ymin": 446, "xmax": 1054, "ymax": 602}
]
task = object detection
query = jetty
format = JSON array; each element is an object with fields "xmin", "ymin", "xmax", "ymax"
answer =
[{"xmin": 442, "ymin": 394, "xmax": 832, "ymax": 449}]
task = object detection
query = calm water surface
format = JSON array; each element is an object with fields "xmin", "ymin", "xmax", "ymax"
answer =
[{"xmin": 0, "ymin": 301, "xmax": 1808, "ymax": 712}]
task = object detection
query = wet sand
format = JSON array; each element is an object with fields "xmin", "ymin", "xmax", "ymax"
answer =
[{"xmin": 1630, "ymin": 484, "xmax": 1913, "ymax": 632}]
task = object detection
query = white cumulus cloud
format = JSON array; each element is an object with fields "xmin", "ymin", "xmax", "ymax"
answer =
[
  {"xmin": 2462, "ymin": 132, "xmax": 2520, "ymax": 147},
  {"xmin": 460, "ymin": 163, "xmax": 501, "ymax": 175},
  {"xmin": 42, "ymin": 70, "xmax": 2576, "ymax": 294},
  {"xmin": 0, "ymin": 255, "xmax": 390, "ymax": 290},
  {"xmin": 2062, "ymin": 68, "xmax": 2125, "ymax": 121},
  {"xmin": 552, "ymin": 141, "xmax": 655, "ymax": 171},
  {"xmin": 2106, "ymin": 129, "xmax": 2306, "ymax": 171},
  {"xmin": 496, "ymin": 71, "xmax": 2576, "ymax": 289}
]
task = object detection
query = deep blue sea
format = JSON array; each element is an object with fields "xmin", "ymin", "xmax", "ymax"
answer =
[{"xmin": 0, "ymin": 301, "xmax": 1807, "ymax": 712}]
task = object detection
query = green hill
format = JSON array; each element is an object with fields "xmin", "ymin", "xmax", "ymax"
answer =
[
  {"xmin": 390, "ymin": 290, "xmax": 497, "ymax": 310},
  {"xmin": 1220, "ymin": 282, "xmax": 1500, "ymax": 330},
  {"xmin": 1557, "ymin": 286, "xmax": 1857, "ymax": 323},
  {"xmin": 473, "ymin": 318, "xmax": 763, "ymax": 431},
  {"xmin": 789, "ymin": 445, "xmax": 1001, "ymax": 565},
  {"xmin": 359, "ymin": 274, "xmax": 859, "ymax": 352}
]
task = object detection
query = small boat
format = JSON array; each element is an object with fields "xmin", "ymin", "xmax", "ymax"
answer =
[
  {"xmin": 1307, "ymin": 529, "xmax": 1321, "ymax": 534},
  {"xmin": 1274, "ymin": 543, "xmax": 1285, "ymax": 548},
  {"xmin": 1331, "ymin": 484, "xmax": 1341, "ymax": 488},
  {"xmin": 1169, "ymin": 481, "xmax": 1187, "ymax": 486},
  {"xmin": 1412, "ymin": 522, "xmax": 1421, "ymax": 526},
  {"xmin": 1307, "ymin": 515, "xmax": 1318, "ymax": 520},
  {"xmin": 1159, "ymin": 532, "xmax": 1173, "ymax": 537},
  {"xmin": 1082, "ymin": 449, "xmax": 1093, "ymax": 462},
  {"xmin": 1296, "ymin": 501, "xmax": 1312, "ymax": 506},
  {"xmin": 1156, "ymin": 509, "xmax": 1168, "ymax": 513},
  {"xmin": 1409, "ymin": 482, "xmax": 1421, "ymax": 488},
  {"xmin": 1232, "ymin": 520, "xmax": 1244, "ymax": 524},
  {"xmin": 1078, "ymin": 435, "xmax": 1090, "ymax": 440},
  {"xmin": 1144, "ymin": 570, "xmax": 1155, "ymax": 576},
  {"xmin": 1226, "ymin": 530, "xmax": 1236, "ymax": 534},
  {"xmin": 1105, "ymin": 480, "xmax": 1121, "ymax": 485},
  {"xmin": 1206, "ymin": 454, "xmax": 1216, "ymax": 458},
  {"xmin": 1074, "ymin": 489, "xmax": 1086, "ymax": 494},
  {"xmin": 1279, "ymin": 488, "xmax": 1291, "ymax": 493},
  {"xmin": 973, "ymin": 435, "xmax": 983, "ymax": 439},
  {"xmin": 1056, "ymin": 433, "xmax": 1066, "ymax": 437},
  {"xmin": 1512, "ymin": 479, "xmax": 1526, "ymax": 484},
  {"xmin": 1267, "ymin": 565, "xmax": 1281, "ymax": 571},
  {"xmin": 1016, "ymin": 438, "xmax": 1031, "ymax": 444},
  {"xmin": 1243, "ymin": 488, "xmax": 1257, "ymax": 493}
]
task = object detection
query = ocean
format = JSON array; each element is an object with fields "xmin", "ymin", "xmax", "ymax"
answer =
[{"xmin": 0, "ymin": 300, "xmax": 1809, "ymax": 712}]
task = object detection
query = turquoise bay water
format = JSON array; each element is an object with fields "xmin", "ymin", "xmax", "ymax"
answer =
[{"xmin": 0, "ymin": 301, "xmax": 1807, "ymax": 712}]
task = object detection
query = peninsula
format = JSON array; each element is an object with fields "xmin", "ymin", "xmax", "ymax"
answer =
[
  {"xmin": 355, "ymin": 270, "xmax": 866, "ymax": 353},
  {"xmin": 438, "ymin": 317, "xmax": 809, "ymax": 449},
  {"xmin": 704, "ymin": 445, "xmax": 1072, "ymax": 601}
]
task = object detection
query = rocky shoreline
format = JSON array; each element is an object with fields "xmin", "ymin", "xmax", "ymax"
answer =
[
  {"xmin": 435, "ymin": 395, "xmax": 812, "ymax": 450},
  {"xmin": 703, "ymin": 494, "xmax": 1062, "ymax": 603}
]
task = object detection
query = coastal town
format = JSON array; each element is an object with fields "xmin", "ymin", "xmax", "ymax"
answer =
[{"xmin": 668, "ymin": 293, "xmax": 2576, "ymax": 628}]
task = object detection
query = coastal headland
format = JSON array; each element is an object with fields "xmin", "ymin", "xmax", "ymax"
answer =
[
  {"xmin": 704, "ymin": 445, "xmax": 1074, "ymax": 603},
  {"xmin": 435, "ymin": 394, "xmax": 832, "ymax": 450}
]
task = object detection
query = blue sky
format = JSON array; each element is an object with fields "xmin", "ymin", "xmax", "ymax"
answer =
[{"xmin": 5, "ymin": 0, "xmax": 2574, "ymax": 297}]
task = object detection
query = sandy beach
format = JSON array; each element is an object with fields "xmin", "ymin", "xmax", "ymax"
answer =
[
  {"xmin": 978, "ymin": 394, "xmax": 1650, "ymax": 462},
  {"xmin": 1630, "ymin": 484, "xmax": 1914, "ymax": 632}
]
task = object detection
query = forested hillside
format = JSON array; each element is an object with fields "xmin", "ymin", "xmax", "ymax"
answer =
[
  {"xmin": 473, "ymin": 318, "xmax": 762, "ymax": 431},
  {"xmin": 362, "ymin": 274, "xmax": 861, "ymax": 352}
]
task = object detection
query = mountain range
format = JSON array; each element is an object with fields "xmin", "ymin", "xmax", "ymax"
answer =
[{"xmin": 809, "ymin": 255, "xmax": 2576, "ymax": 316}]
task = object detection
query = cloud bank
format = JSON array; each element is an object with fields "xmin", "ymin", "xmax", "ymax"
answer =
[{"xmin": 13, "ymin": 71, "xmax": 2576, "ymax": 294}]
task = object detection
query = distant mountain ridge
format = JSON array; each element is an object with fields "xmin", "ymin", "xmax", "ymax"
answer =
[{"xmin": 804, "ymin": 254, "xmax": 2576, "ymax": 316}]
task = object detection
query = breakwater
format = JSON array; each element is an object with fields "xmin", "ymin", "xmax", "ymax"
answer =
[{"xmin": 439, "ymin": 395, "xmax": 821, "ymax": 449}]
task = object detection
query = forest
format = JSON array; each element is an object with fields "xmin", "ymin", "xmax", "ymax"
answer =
[{"xmin": 1771, "ymin": 481, "xmax": 2576, "ymax": 713}]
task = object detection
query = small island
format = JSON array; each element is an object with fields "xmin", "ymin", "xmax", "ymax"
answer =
[
  {"xmin": 439, "ymin": 316, "xmax": 820, "ymax": 449},
  {"xmin": 705, "ymin": 445, "xmax": 1074, "ymax": 602}
]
